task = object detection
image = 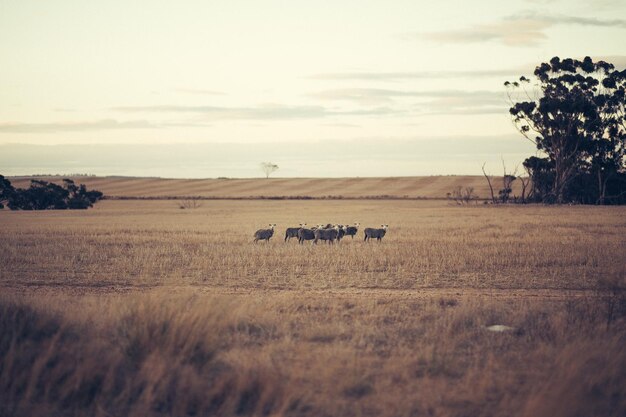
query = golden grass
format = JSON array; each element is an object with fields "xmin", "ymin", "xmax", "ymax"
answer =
[
  {"xmin": 1, "ymin": 291, "xmax": 624, "ymax": 417},
  {"xmin": 8, "ymin": 175, "xmax": 523, "ymax": 199},
  {"xmin": 0, "ymin": 200, "xmax": 623, "ymax": 290},
  {"xmin": 1, "ymin": 200, "xmax": 625, "ymax": 416}
]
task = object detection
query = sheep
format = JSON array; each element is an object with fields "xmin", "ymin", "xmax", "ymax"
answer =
[
  {"xmin": 297, "ymin": 227, "xmax": 316, "ymax": 244},
  {"xmin": 253, "ymin": 224, "xmax": 276, "ymax": 243},
  {"xmin": 298, "ymin": 225, "xmax": 324, "ymax": 244},
  {"xmin": 364, "ymin": 225, "xmax": 388, "ymax": 242},
  {"xmin": 336, "ymin": 224, "xmax": 347, "ymax": 241},
  {"xmin": 344, "ymin": 222, "xmax": 360, "ymax": 239},
  {"xmin": 314, "ymin": 225, "xmax": 340, "ymax": 244},
  {"xmin": 285, "ymin": 223, "xmax": 306, "ymax": 242}
]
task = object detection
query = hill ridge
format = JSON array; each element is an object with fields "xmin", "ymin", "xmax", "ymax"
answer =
[{"xmin": 8, "ymin": 175, "xmax": 522, "ymax": 199}]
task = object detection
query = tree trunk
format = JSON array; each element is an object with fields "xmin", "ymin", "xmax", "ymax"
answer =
[
  {"xmin": 481, "ymin": 163, "xmax": 496, "ymax": 204},
  {"xmin": 597, "ymin": 170, "xmax": 613, "ymax": 205},
  {"xmin": 597, "ymin": 170, "xmax": 604, "ymax": 205}
]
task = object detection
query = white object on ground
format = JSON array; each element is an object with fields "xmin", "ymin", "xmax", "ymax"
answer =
[{"xmin": 486, "ymin": 325, "xmax": 515, "ymax": 332}]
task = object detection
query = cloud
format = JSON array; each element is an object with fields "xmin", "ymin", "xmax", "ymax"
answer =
[
  {"xmin": 0, "ymin": 134, "xmax": 535, "ymax": 178},
  {"xmin": 3, "ymin": 96, "xmax": 506, "ymax": 135},
  {"xmin": 0, "ymin": 119, "xmax": 159, "ymax": 134},
  {"xmin": 113, "ymin": 98, "xmax": 505, "ymax": 119},
  {"xmin": 113, "ymin": 104, "xmax": 328, "ymax": 119},
  {"xmin": 112, "ymin": 104, "xmax": 401, "ymax": 120},
  {"xmin": 309, "ymin": 69, "xmax": 521, "ymax": 81},
  {"xmin": 425, "ymin": 104, "xmax": 506, "ymax": 116},
  {"xmin": 590, "ymin": 0, "xmax": 625, "ymax": 9},
  {"xmin": 309, "ymin": 88, "xmax": 414, "ymax": 104},
  {"xmin": 420, "ymin": 96, "xmax": 507, "ymax": 116},
  {"xmin": 308, "ymin": 88, "xmax": 505, "ymax": 106},
  {"xmin": 320, "ymin": 123, "xmax": 361, "ymax": 128},
  {"xmin": 527, "ymin": 12, "xmax": 626, "ymax": 28},
  {"xmin": 312, "ymin": 56, "xmax": 625, "ymax": 83},
  {"xmin": 417, "ymin": 20, "xmax": 549, "ymax": 46},
  {"xmin": 176, "ymin": 88, "xmax": 226, "ymax": 96},
  {"xmin": 308, "ymin": 88, "xmax": 507, "ymax": 115},
  {"xmin": 410, "ymin": 11, "xmax": 626, "ymax": 46}
]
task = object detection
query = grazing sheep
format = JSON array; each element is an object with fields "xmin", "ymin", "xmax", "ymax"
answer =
[
  {"xmin": 253, "ymin": 224, "xmax": 276, "ymax": 243},
  {"xmin": 298, "ymin": 227, "xmax": 316, "ymax": 244},
  {"xmin": 314, "ymin": 225, "xmax": 340, "ymax": 244},
  {"xmin": 285, "ymin": 223, "xmax": 306, "ymax": 242},
  {"xmin": 364, "ymin": 225, "xmax": 388, "ymax": 242},
  {"xmin": 337, "ymin": 224, "xmax": 346, "ymax": 241},
  {"xmin": 344, "ymin": 222, "xmax": 360, "ymax": 239}
]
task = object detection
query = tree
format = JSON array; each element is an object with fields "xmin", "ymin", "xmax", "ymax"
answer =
[
  {"xmin": 260, "ymin": 162, "xmax": 279, "ymax": 179},
  {"xmin": 447, "ymin": 186, "xmax": 478, "ymax": 205},
  {"xmin": 19, "ymin": 180, "xmax": 69, "ymax": 210},
  {"xmin": 64, "ymin": 179, "xmax": 103, "ymax": 209},
  {"xmin": 0, "ymin": 176, "xmax": 103, "ymax": 210},
  {"xmin": 481, "ymin": 163, "xmax": 497, "ymax": 204},
  {"xmin": 481, "ymin": 162, "xmax": 518, "ymax": 204},
  {"xmin": 499, "ymin": 159, "xmax": 517, "ymax": 204},
  {"xmin": 505, "ymin": 56, "xmax": 626, "ymax": 204},
  {"xmin": 518, "ymin": 165, "xmax": 532, "ymax": 203},
  {"xmin": 0, "ymin": 175, "xmax": 16, "ymax": 209}
]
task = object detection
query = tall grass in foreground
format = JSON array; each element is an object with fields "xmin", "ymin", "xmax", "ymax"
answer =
[
  {"xmin": 1, "ymin": 291, "xmax": 625, "ymax": 417},
  {"xmin": 0, "ymin": 294, "xmax": 284, "ymax": 417}
]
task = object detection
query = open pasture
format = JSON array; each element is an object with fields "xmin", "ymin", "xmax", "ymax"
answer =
[
  {"xmin": 1, "ymin": 199, "xmax": 624, "ymax": 291},
  {"xmin": 1, "ymin": 199, "xmax": 625, "ymax": 417}
]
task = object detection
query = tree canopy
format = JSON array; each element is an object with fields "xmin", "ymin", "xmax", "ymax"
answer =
[
  {"xmin": 506, "ymin": 56, "xmax": 626, "ymax": 204},
  {"xmin": 0, "ymin": 176, "xmax": 103, "ymax": 210},
  {"xmin": 260, "ymin": 162, "xmax": 279, "ymax": 179}
]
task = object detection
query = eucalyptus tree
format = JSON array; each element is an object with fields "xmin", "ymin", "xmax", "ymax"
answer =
[
  {"xmin": 0, "ymin": 175, "xmax": 103, "ymax": 210},
  {"xmin": 506, "ymin": 57, "xmax": 626, "ymax": 204}
]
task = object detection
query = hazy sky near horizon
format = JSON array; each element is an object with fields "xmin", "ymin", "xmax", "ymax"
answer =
[{"xmin": 1, "ymin": 0, "xmax": 626, "ymax": 177}]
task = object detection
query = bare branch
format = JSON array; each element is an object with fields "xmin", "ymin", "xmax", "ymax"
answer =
[{"xmin": 481, "ymin": 163, "xmax": 496, "ymax": 204}]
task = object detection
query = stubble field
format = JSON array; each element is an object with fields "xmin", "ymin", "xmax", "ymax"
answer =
[{"xmin": 1, "ymin": 199, "xmax": 625, "ymax": 417}]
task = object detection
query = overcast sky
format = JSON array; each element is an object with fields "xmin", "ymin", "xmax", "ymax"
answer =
[{"xmin": 1, "ymin": 0, "xmax": 625, "ymax": 177}]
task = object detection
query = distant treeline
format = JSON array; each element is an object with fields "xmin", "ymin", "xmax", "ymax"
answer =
[
  {"xmin": 525, "ymin": 163, "xmax": 626, "ymax": 205},
  {"xmin": 11, "ymin": 173, "xmax": 98, "ymax": 178},
  {"xmin": 0, "ymin": 175, "xmax": 103, "ymax": 210}
]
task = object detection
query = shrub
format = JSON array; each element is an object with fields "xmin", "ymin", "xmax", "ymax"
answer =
[{"xmin": 0, "ymin": 176, "xmax": 103, "ymax": 210}]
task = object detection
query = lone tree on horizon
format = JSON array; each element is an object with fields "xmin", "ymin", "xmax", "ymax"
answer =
[
  {"xmin": 260, "ymin": 162, "xmax": 279, "ymax": 179},
  {"xmin": 505, "ymin": 56, "xmax": 626, "ymax": 204}
]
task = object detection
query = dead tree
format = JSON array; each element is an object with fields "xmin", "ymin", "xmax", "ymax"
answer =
[
  {"xmin": 518, "ymin": 165, "xmax": 532, "ymax": 203},
  {"xmin": 481, "ymin": 163, "xmax": 496, "ymax": 204},
  {"xmin": 499, "ymin": 158, "xmax": 518, "ymax": 203}
]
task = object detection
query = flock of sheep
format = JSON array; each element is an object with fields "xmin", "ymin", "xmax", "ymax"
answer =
[{"xmin": 253, "ymin": 223, "xmax": 389, "ymax": 244}]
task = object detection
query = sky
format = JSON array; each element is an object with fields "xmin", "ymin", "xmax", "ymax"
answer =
[{"xmin": 1, "ymin": 0, "xmax": 625, "ymax": 178}]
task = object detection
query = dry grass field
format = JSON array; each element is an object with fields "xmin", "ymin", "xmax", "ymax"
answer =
[
  {"xmin": 8, "ymin": 175, "xmax": 523, "ymax": 199},
  {"xmin": 1, "ymin": 197, "xmax": 625, "ymax": 417},
  {"xmin": 1, "ymin": 199, "xmax": 623, "ymax": 291}
]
